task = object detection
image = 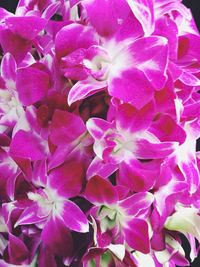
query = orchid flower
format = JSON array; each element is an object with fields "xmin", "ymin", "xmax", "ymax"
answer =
[
  {"xmin": 0, "ymin": 0, "xmax": 199, "ymax": 266},
  {"xmin": 85, "ymin": 176, "xmax": 154, "ymax": 254}
]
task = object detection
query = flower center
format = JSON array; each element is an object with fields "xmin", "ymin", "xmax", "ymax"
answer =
[{"xmin": 0, "ymin": 89, "xmax": 19, "ymax": 113}]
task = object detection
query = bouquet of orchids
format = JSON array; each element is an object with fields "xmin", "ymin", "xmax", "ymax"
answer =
[{"xmin": 0, "ymin": 0, "xmax": 200, "ymax": 266}]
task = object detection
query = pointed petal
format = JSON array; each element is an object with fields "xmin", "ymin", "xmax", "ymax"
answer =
[
  {"xmin": 119, "ymin": 192, "xmax": 154, "ymax": 216},
  {"xmin": 1, "ymin": 53, "xmax": 16, "ymax": 88},
  {"xmin": 86, "ymin": 156, "xmax": 118, "ymax": 179},
  {"xmin": 68, "ymin": 78, "xmax": 106, "ymax": 106},
  {"xmin": 48, "ymin": 160, "xmax": 84, "ymax": 198},
  {"xmin": 5, "ymin": 16, "xmax": 46, "ymax": 40},
  {"xmin": 58, "ymin": 199, "xmax": 89, "ymax": 233},
  {"xmin": 165, "ymin": 207, "xmax": 200, "ymax": 246},
  {"xmin": 150, "ymin": 114, "xmax": 186, "ymax": 144},
  {"xmin": 128, "ymin": 36, "xmax": 168, "ymax": 89},
  {"xmin": 38, "ymin": 245, "xmax": 57, "ymax": 267},
  {"xmin": 50, "ymin": 110, "xmax": 86, "ymax": 146},
  {"xmin": 41, "ymin": 2, "xmax": 60, "ymax": 20},
  {"xmin": 179, "ymin": 71, "xmax": 200, "ymax": 86},
  {"xmin": 123, "ymin": 218, "xmax": 150, "ymax": 254},
  {"xmin": 116, "ymin": 102, "xmax": 155, "ymax": 133},
  {"xmin": 118, "ymin": 159, "xmax": 159, "ymax": 192},
  {"xmin": 7, "ymin": 234, "xmax": 29, "ymax": 264},
  {"xmin": 127, "ymin": 0, "xmax": 154, "ymax": 36},
  {"xmin": 134, "ymin": 138, "xmax": 178, "ymax": 159},
  {"xmin": 15, "ymin": 204, "xmax": 49, "ymax": 227},
  {"xmin": 41, "ymin": 216, "xmax": 73, "ymax": 256},
  {"xmin": 86, "ymin": 118, "xmax": 112, "ymax": 140},
  {"xmin": 55, "ymin": 23, "xmax": 98, "ymax": 59},
  {"xmin": 109, "ymin": 68, "xmax": 154, "ymax": 109},
  {"xmin": 85, "ymin": 175, "xmax": 118, "ymax": 205},
  {"xmin": 16, "ymin": 64, "xmax": 50, "ymax": 105},
  {"xmin": 154, "ymin": 17, "xmax": 178, "ymax": 60},
  {"xmin": 83, "ymin": 0, "xmax": 130, "ymax": 37},
  {"xmin": 10, "ymin": 130, "xmax": 47, "ymax": 161}
]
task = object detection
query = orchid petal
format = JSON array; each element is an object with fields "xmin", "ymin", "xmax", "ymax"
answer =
[
  {"xmin": 165, "ymin": 206, "xmax": 200, "ymax": 242},
  {"xmin": 127, "ymin": 0, "xmax": 154, "ymax": 36},
  {"xmin": 123, "ymin": 218, "xmax": 150, "ymax": 254},
  {"xmin": 85, "ymin": 175, "xmax": 118, "ymax": 205},
  {"xmin": 58, "ymin": 200, "xmax": 89, "ymax": 233}
]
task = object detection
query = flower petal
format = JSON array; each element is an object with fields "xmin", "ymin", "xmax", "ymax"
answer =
[
  {"xmin": 7, "ymin": 234, "xmax": 29, "ymax": 265},
  {"xmin": 5, "ymin": 16, "xmax": 46, "ymax": 40},
  {"xmin": 0, "ymin": 53, "xmax": 16, "ymax": 89},
  {"xmin": 41, "ymin": 216, "xmax": 74, "ymax": 256},
  {"xmin": 68, "ymin": 78, "xmax": 106, "ymax": 106},
  {"xmin": 58, "ymin": 199, "xmax": 89, "ymax": 233},
  {"xmin": 123, "ymin": 218, "xmax": 150, "ymax": 254},
  {"xmin": 109, "ymin": 68, "xmax": 154, "ymax": 109},
  {"xmin": 55, "ymin": 23, "xmax": 98, "ymax": 59},
  {"xmin": 119, "ymin": 192, "xmax": 154, "ymax": 217},
  {"xmin": 134, "ymin": 138, "xmax": 178, "ymax": 159},
  {"xmin": 16, "ymin": 64, "xmax": 50, "ymax": 105},
  {"xmin": 165, "ymin": 206, "xmax": 200, "ymax": 242},
  {"xmin": 116, "ymin": 102, "xmax": 155, "ymax": 133},
  {"xmin": 50, "ymin": 110, "xmax": 86, "ymax": 146},
  {"xmin": 48, "ymin": 160, "xmax": 84, "ymax": 198},
  {"xmin": 127, "ymin": 0, "xmax": 154, "ymax": 36},
  {"xmin": 85, "ymin": 175, "xmax": 118, "ymax": 205},
  {"xmin": 10, "ymin": 130, "xmax": 47, "ymax": 161},
  {"xmin": 83, "ymin": 0, "xmax": 130, "ymax": 37}
]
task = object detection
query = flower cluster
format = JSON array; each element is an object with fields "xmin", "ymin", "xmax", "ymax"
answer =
[{"xmin": 0, "ymin": 0, "xmax": 200, "ymax": 266}]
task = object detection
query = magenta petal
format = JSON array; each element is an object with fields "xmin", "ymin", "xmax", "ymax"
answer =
[
  {"xmin": 123, "ymin": 218, "xmax": 150, "ymax": 254},
  {"xmin": 10, "ymin": 130, "xmax": 47, "ymax": 161},
  {"xmin": 0, "ymin": 29, "xmax": 31, "ymax": 63},
  {"xmin": 128, "ymin": 36, "xmax": 168, "ymax": 89},
  {"xmin": 135, "ymin": 139, "xmax": 178, "ymax": 159},
  {"xmin": 86, "ymin": 118, "xmax": 112, "ymax": 140},
  {"xmin": 16, "ymin": 64, "xmax": 50, "ymax": 105},
  {"xmin": 85, "ymin": 175, "xmax": 118, "ymax": 205},
  {"xmin": 0, "ymin": 7, "xmax": 11, "ymax": 21},
  {"xmin": 127, "ymin": 0, "xmax": 154, "ymax": 36},
  {"xmin": 154, "ymin": 17, "xmax": 178, "ymax": 60},
  {"xmin": 179, "ymin": 71, "xmax": 200, "ymax": 86},
  {"xmin": 151, "ymin": 231, "xmax": 165, "ymax": 251},
  {"xmin": 150, "ymin": 114, "xmax": 186, "ymax": 144},
  {"xmin": 42, "ymin": 2, "xmax": 60, "ymax": 20},
  {"xmin": 116, "ymin": 102, "xmax": 155, "ymax": 133},
  {"xmin": 48, "ymin": 160, "xmax": 84, "ymax": 198},
  {"xmin": 119, "ymin": 192, "xmax": 154, "ymax": 216},
  {"xmin": 5, "ymin": 16, "xmax": 46, "ymax": 40},
  {"xmin": 68, "ymin": 78, "xmax": 106, "ymax": 106},
  {"xmin": 86, "ymin": 156, "xmax": 118, "ymax": 179},
  {"xmin": 50, "ymin": 110, "xmax": 86, "ymax": 146},
  {"xmin": 7, "ymin": 234, "xmax": 29, "ymax": 264},
  {"xmin": 15, "ymin": 204, "xmax": 48, "ymax": 227},
  {"xmin": 69, "ymin": 0, "xmax": 80, "ymax": 7},
  {"xmin": 38, "ymin": 245, "xmax": 57, "ymax": 267},
  {"xmin": 58, "ymin": 199, "xmax": 89, "ymax": 233},
  {"xmin": 55, "ymin": 23, "xmax": 98, "ymax": 59},
  {"xmin": 1, "ymin": 53, "xmax": 16, "ymax": 85},
  {"xmin": 41, "ymin": 216, "xmax": 74, "ymax": 256},
  {"xmin": 83, "ymin": 0, "xmax": 129, "ymax": 37},
  {"xmin": 109, "ymin": 68, "xmax": 154, "ymax": 109},
  {"xmin": 178, "ymin": 158, "xmax": 200, "ymax": 194},
  {"xmin": 118, "ymin": 159, "xmax": 159, "ymax": 192}
]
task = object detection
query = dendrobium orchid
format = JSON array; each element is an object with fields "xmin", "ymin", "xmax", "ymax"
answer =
[
  {"xmin": 84, "ymin": 176, "xmax": 154, "ymax": 254},
  {"xmin": 0, "ymin": 0, "xmax": 200, "ymax": 266}
]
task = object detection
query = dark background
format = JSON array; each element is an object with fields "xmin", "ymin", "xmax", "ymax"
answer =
[{"xmin": 0, "ymin": 0, "xmax": 200, "ymax": 266}]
